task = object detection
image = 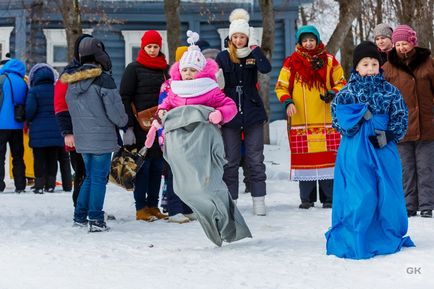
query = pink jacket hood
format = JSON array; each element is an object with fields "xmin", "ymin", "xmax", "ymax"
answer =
[{"xmin": 170, "ymin": 58, "xmax": 219, "ymax": 81}]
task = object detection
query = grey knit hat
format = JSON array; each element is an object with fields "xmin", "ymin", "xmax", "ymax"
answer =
[{"xmin": 373, "ymin": 23, "xmax": 393, "ymax": 39}]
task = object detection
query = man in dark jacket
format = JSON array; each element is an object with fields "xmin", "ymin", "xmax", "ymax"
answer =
[{"xmin": 0, "ymin": 59, "xmax": 27, "ymax": 193}]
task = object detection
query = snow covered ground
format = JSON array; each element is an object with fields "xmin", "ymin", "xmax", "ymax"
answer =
[{"xmin": 0, "ymin": 121, "xmax": 433, "ymax": 289}]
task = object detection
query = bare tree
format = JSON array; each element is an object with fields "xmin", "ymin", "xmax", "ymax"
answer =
[
  {"xmin": 52, "ymin": 0, "xmax": 83, "ymax": 62},
  {"xmin": 164, "ymin": 0, "xmax": 181, "ymax": 64},
  {"xmin": 259, "ymin": 0, "xmax": 275, "ymax": 144},
  {"xmin": 326, "ymin": 0, "xmax": 361, "ymax": 55},
  {"xmin": 375, "ymin": 0, "xmax": 383, "ymax": 24}
]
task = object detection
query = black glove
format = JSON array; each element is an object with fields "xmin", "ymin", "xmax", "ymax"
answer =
[
  {"xmin": 369, "ymin": 130, "xmax": 394, "ymax": 148},
  {"xmin": 320, "ymin": 90, "xmax": 335, "ymax": 103}
]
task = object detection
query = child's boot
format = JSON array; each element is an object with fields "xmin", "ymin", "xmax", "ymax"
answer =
[
  {"xmin": 147, "ymin": 207, "xmax": 169, "ymax": 220},
  {"xmin": 136, "ymin": 208, "xmax": 157, "ymax": 222},
  {"xmin": 252, "ymin": 196, "xmax": 266, "ymax": 216}
]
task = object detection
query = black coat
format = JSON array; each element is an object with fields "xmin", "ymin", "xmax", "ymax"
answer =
[
  {"xmin": 216, "ymin": 47, "xmax": 272, "ymax": 129},
  {"xmin": 120, "ymin": 61, "xmax": 168, "ymax": 155}
]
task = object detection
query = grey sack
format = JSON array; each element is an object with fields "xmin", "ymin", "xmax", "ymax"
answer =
[{"xmin": 163, "ymin": 105, "xmax": 252, "ymax": 246}]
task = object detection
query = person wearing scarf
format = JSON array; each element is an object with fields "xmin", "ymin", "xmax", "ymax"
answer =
[
  {"xmin": 215, "ymin": 8, "xmax": 272, "ymax": 216},
  {"xmin": 275, "ymin": 25, "xmax": 346, "ymax": 209},
  {"xmin": 120, "ymin": 30, "xmax": 169, "ymax": 222}
]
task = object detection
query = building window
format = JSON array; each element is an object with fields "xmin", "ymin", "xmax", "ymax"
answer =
[
  {"xmin": 0, "ymin": 26, "xmax": 14, "ymax": 61},
  {"xmin": 217, "ymin": 27, "xmax": 263, "ymax": 50},
  {"xmin": 43, "ymin": 28, "xmax": 93, "ymax": 69},
  {"xmin": 121, "ymin": 30, "xmax": 169, "ymax": 66}
]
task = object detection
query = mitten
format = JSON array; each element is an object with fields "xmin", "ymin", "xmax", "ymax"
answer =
[
  {"xmin": 216, "ymin": 68, "xmax": 225, "ymax": 89},
  {"xmin": 144, "ymin": 120, "xmax": 162, "ymax": 148},
  {"xmin": 123, "ymin": 127, "xmax": 136, "ymax": 145},
  {"xmin": 248, "ymin": 27, "xmax": 259, "ymax": 49},
  {"xmin": 363, "ymin": 109, "xmax": 372, "ymax": 120},
  {"xmin": 209, "ymin": 110, "xmax": 223, "ymax": 124},
  {"xmin": 320, "ymin": 90, "xmax": 335, "ymax": 103},
  {"xmin": 369, "ymin": 130, "xmax": 394, "ymax": 148},
  {"xmin": 158, "ymin": 131, "xmax": 165, "ymax": 146},
  {"xmin": 145, "ymin": 126, "xmax": 157, "ymax": 148}
]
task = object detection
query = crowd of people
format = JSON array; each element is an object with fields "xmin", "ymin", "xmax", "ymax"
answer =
[{"xmin": 0, "ymin": 8, "xmax": 432, "ymax": 257}]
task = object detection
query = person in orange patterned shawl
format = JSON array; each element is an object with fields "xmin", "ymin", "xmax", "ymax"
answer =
[{"xmin": 275, "ymin": 25, "xmax": 346, "ymax": 209}]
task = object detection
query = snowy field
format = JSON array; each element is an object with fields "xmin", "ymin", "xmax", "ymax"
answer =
[{"xmin": 0, "ymin": 121, "xmax": 433, "ymax": 289}]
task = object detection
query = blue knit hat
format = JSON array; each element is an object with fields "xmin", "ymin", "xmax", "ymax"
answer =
[{"xmin": 296, "ymin": 25, "xmax": 321, "ymax": 44}]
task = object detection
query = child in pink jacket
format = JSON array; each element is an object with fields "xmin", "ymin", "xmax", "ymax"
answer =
[{"xmin": 145, "ymin": 31, "xmax": 237, "ymax": 148}]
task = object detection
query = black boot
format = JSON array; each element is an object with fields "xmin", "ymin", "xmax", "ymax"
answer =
[
  {"xmin": 420, "ymin": 210, "xmax": 432, "ymax": 218},
  {"xmin": 299, "ymin": 202, "xmax": 314, "ymax": 209}
]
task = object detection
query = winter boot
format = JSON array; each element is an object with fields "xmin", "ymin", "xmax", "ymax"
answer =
[
  {"xmin": 33, "ymin": 188, "xmax": 44, "ymax": 194},
  {"xmin": 88, "ymin": 220, "xmax": 110, "ymax": 232},
  {"xmin": 421, "ymin": 210, "xmax": 433, "ymax": 218},
  {"xmin": 184, "ymin": 213, "xmax": 197, "ymax": 221},
  {"xmin": 252, "ymin": 196, "xmax": 266, "ymax": 216},
  {"xmin": 136, "ymin": 208, "xmax": 157, "ymax": 222},
  {"xmin": 299, "ymin": 202, "xmax": 314, "ymax": 209},
  {"xmin": 147, "ymin": 207, "xmax": 169, "ymax": 220},
  {"xmin": 73, "ymin": 218, "xmax": 88, "ymax": 228},
  {"xmin": 168, "ymin": 213, "xmax": 190, "ymax": 224}
]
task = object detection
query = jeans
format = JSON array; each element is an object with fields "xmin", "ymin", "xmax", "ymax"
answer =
[
  {"xmin": 133, "ymin": 155, "xmax": 163, "ymax": 210},
  {"xmin": 73, "ymin": 153, "xmax": 111, "ymax": 222}
]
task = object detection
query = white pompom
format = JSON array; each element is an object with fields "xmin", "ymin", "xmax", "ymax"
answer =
[
  {"xmin": 191, "ymin": 32, "xmax": 199, "ymax": 43},
  {"xmin": 229, "ymin": 8, "xmax": 250, "ymax": 23},
  {"xmin": 186, "ymin": 30, "xmax": 193, "ymax": 37}
]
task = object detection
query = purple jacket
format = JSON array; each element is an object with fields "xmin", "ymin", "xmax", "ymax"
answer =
[{"xmin": 159, "ymin": 59, "xmax": 237, "ymax": 124}]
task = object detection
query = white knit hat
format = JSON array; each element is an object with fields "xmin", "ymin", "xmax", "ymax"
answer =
[
  {"xmin": 228, "ymin": 8, "xmax": 250, "ymax": 39},
  {"xmin": 179, "ymin": 30, "xmax": 207, "ymax": 72}
]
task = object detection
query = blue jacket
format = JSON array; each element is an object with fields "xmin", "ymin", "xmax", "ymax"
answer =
[
  {"xmin": 0, "ymin": 59, "xmax": 27, "ymax": 130},
  {"xmin": 331, "ymin": 71, "xmax": 408, "ymax": 142},
  {"xmin": 216, "ymin": 47, "xmax": 271, "ymax": 129},
  {"xmin": 26, "ymin": 64, "xmax": 64, "ymax": 148}
]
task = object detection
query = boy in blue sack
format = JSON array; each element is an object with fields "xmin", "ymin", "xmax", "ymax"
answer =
[{"xmin": 325, "ymin": 41, "xmax": 414, "ymax": 259}]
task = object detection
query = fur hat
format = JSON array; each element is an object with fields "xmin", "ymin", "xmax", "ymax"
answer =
[
  {"xmin": 296, "ymin": 25, "xmax": 320, "ymax": 44},
  {"xmin": 141, "ymin": 30, "xmax": 162, "ymax": 48},
  {"xmin": 78, "ymin": 37, "xmax": 112, "ymax": 71},
  {"xmin": 179, "ymin": 30, "xmax": 207, "ymax": 72},
  {"xmin": 373, "ymin": 23, "xmax": 393, "ymax": 39},
  {"xmin": 353, "ymin": 41, "xmax": 381, "ymax": 69},
  {"xmin": 392, "ymin": 25, "xmax": 418, "ymax": 46},
  {"xmin": 228, "ymin": 8, "xmax": 250, "ymax": 39}
]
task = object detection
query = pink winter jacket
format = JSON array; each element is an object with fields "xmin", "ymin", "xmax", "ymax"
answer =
[{"xmin": 158, "ymin": 59, "xmax": 237, "ymax": 124}]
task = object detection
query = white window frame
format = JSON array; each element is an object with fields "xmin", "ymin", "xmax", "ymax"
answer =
[
  {"xmin": 43, "ymin": 28, "xmax": 93, "ymax": 67},
  {"xmin": 0, "ymin": 26, "xmax": 14, "ymax": 60},
  {"xmin": 121, "ymin": 30, "xmax": 169, "ymax": 66},
  {"xmin": 217, "ymin": 27, "xmax": 263, "ymax": 50}
]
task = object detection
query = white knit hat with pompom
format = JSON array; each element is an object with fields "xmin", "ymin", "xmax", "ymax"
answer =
[
  {"xmin": 179, "ymin": 30, "xmax": 207, "ymax": 72},
  {"xmin": 228, "ymin": 8, "xmax": 250, "ymax": 39}
]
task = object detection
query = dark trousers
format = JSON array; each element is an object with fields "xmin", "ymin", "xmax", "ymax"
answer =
[
  {"xmin": 398, "ymin": 141, "xmax": 434, "ymax": 211},
  {"xmin": 222, "ymin": 124, "xmax": 266, "ymax": 200},
  {"xmin": 0, "ymin": 130, "xmax": 26, "ymax": 191},
  {"xmin": 57, "ymin": 147, "xmax": 72, "ymax": 191},
  {"xmin": 164, "ymin": 161, "xmax": 192, "ymax": 216},
  {"xmin": 299, "ymin": 179, "xmax": 333, "ymax": 204},
  {"xmin": 33, "ymin": 147, "xmax": 59, "ymax": 190},
  {"xmin": 134, "ymin": 155, "xmax": 163, "ymax": 210},
  {"xmin": 70, "ymin": 150, "xmax": 85, "ymax": 207}
]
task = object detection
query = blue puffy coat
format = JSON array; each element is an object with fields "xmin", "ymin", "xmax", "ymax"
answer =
[
  {"xmin": 25, "ymin": 64, "xmax": 64, "ymax": 148},
  {"xmin": 0, "ymin": 59, "xmax": 27, "ymax": 130}
]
